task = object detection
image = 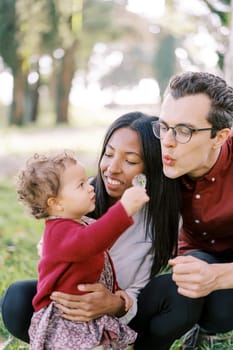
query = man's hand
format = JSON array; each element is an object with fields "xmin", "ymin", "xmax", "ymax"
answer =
[
  {"xmin": 50, "ymin": 283, "xmax": 125, "ymax": 322},
  {"xmin": 169, "ymin": 255, "xmax": 217, "ymax": 298}
]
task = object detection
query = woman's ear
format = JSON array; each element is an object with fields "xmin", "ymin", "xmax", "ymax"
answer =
[{"xmin": 213, "ymin": 128, "xmax": 231, "ymax": 149}]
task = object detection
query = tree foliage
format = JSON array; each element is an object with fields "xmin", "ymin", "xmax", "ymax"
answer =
[
  {"xmin": 0, "ymin": 0, "xmax": 232, "ymax": 124},
  {"xmin": 0, "ymin": 0, "xmax": 18, "ymax": 74},
  {"xmin": 0, "ymin": 0, "xmax": 142, "ymax": 125}
]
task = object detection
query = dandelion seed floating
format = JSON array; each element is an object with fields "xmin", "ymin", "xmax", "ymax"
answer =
[{"xmin": 132, "ymin": 173, "xmax": 147, "ymax": 189}]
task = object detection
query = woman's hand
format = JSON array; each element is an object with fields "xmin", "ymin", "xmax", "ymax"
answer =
[
  {"xmin": 115, "ymin": 290, "xmax": 133, "ymax": 311},
  {"xmin": 50, "ymin": 283, "xmax": 126, "ymax": 322}
]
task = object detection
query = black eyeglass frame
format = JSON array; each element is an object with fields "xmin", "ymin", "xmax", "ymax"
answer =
[{"xmin": 151, "ymin": 120, "xmax": 215, "ymax": 144}]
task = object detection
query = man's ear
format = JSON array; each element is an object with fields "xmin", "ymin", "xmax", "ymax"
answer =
[
  {"xmin": 213, "ymin": 128, "xmax": 231, "ymax": 149},
  {"xmin": 47, "ymin": 197, "xmax": 63, "ymax": 211}
]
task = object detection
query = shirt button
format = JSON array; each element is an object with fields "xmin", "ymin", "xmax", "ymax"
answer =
[
  {"xmin": 211, "ymin": 239, "xmax": 215, "ymax": 244},
  {"xmin": 195, "ymin": 219, "xmax": 200, "ymax": 224},
  {"xmin": 195, "ymin": 194, "xmax": 201, "ymax": 199},
  {"xmin": 211, "ymin": 177, "xmax": 215, "ymax": 182},
  {"xmin": 202, "ymin": 232, "xmax": 207, "ymax": 236}
]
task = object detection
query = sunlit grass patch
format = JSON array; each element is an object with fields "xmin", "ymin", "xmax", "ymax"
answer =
[{"xmin": 0, "ymin": 180, "xmax": 43, "ymax": 349}]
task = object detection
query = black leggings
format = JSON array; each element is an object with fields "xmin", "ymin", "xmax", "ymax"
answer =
[
  {"xmin": 0, "ymin": 280, "xmax": 37, "ymax": 343},
  {"xmin": 1, "ymin": 251, "xmax": 233, "ymax": 349}
]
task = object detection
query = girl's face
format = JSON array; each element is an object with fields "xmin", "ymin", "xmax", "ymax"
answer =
[
  {"xmin": 56, "ymin": 162, "xmax": 96, "ymax": 219},
  {"xmin": 100, "ymin": 127, "xmax": 144, "ymax": 202}
]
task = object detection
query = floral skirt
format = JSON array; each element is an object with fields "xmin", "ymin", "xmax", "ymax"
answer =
[
  {"xmin": 29, "ymin": 303, "xmax": 136, "ymax": 349},
  {"xmin": 29, "ymin": 253, "xmax": 137, "ymax": 349}
]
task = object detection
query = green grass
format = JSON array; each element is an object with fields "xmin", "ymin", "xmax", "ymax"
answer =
[
  {"xmin": 171, "ymin": 334, "xmax": 233, "ymax": 350},
  {"xmin": 0, "ymin": 180, "xmax": 43, "ymax": 349},
  {"xmin": 0, "ymin": 180, "xmax": 233, "ymax": 349}
]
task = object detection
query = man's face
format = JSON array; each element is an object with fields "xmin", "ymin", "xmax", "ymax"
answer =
[{"xmin": 159, "ymin": 93, "xmax": 219, "ymax": 179}]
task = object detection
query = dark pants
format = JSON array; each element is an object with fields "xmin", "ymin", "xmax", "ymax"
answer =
[
  {"xmin": 1, "ymin": 251, "xmax": 233, "ymax": 349},
  {"xmin": 0, "ymin": 280, "xmax": 36, "ymax": 343},
  {"xmin": 130, "ymin": 250, "xmax": 233, "ymax": 350}
]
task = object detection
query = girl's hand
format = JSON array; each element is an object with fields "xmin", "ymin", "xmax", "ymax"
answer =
[
  {"xmin": 50, "ymin": 283, "xmax": 125, "ymax": 322},
  {"xmin": 121, "ymin": 186, "xmax": 149, "ymax": 216}
]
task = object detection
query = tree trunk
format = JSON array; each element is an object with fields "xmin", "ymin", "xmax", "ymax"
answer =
[
  {"xmin": 55, "ymin": 41, "xmax": 78, "ymax": 124},
  {"xmin": 224, "ymin": 0, "xmax": 233, "ymax": 86},
  {"xmin": 9, "ymin": 68, "xmax": 26, "ymax": 125},
  {"xmin": 25, "ymin": 75, "xmax": 40, "ymax": 123}
]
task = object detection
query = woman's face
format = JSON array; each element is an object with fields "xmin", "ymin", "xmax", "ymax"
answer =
[{"xmin": 100, "ymin": 127, "xmax": 144, "ymax": 202}]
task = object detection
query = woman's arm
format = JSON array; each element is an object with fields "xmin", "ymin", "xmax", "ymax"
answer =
[{"xmin": 50, "ymin": 283, "xmax": 126, "ymax": 322}]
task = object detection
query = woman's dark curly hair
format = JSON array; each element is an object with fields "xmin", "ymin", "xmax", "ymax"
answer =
[{"xmin": 15, "ymin": 151, "xmax": 77, "ymax": 219}]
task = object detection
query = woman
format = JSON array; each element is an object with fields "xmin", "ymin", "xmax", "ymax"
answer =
[{"xmin": 1, "ymin": 112, "xmax": 180, "ymax": 348}]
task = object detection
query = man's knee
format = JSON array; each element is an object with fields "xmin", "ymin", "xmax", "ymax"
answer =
[{"xmin": 200, "ymin": 289, "xmax": 233, "ymax": 333}]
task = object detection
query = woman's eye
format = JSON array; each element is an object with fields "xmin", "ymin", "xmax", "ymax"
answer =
[
  {"xmin": 104, "ymin": 152, "xmax": 113, "ymax": 158},
  {"xmin": 126, "ymin": 160, "xmax": 137, "ymax": 165}
]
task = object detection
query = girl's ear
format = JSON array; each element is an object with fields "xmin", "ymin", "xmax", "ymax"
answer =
[
  {"xmin": 47, "ymin": 197, "xmax": 63, "ymax": 211},
  {"xmin": 213, "ymin": 128, "xmax": 231, "ymax": 149}
]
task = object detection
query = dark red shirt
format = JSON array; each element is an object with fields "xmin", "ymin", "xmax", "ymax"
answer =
[{"xmin": 178, "ymin": 129, "xmax": 233, "ymax": 255}]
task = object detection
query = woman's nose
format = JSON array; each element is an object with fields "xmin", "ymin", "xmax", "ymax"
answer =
[{"xmin": 107, "ymin": 158, "xmax": 122, "ymax": 173}]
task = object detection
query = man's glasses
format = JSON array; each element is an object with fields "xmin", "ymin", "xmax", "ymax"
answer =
[{"xmin": 151, "ymin": 121, "xmax": 214, "ymax": 144}]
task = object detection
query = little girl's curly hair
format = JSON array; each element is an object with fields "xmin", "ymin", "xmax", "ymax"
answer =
[{"xmin": 15, "ymin": 150, "xmax": 77, "ymax": 219}]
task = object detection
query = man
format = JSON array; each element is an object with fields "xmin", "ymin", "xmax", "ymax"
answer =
[{"xmin": 152, "ymin": 71, "xmax": 233, "ymax": 349}]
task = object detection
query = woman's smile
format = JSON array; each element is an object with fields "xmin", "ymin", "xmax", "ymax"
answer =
[{"xmin": 105, "ymin": 175, "xmax": 124, "ymax": 191}]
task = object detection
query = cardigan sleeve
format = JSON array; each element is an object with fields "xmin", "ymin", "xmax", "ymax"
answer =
[{"xmin": 43, "ymin": 201, "xmax": 133, "ymax": 262}]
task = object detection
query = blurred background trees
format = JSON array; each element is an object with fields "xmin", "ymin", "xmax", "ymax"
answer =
[{"xmin": 0, "ymin": 0, "xmax": 232, "ymax": 126}]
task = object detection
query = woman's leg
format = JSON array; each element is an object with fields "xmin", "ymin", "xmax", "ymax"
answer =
[
  {"xmin": 0, "ymin": 280, "xmax": 37, "ymax": 343},
  {"xmin": 130, "ymin": 273, "xmax": 204, "ymax": 350}
]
